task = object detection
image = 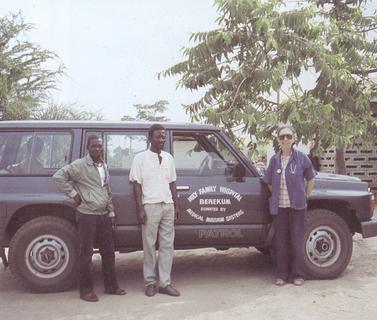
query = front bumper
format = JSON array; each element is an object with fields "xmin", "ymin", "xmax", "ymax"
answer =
[{"xmin": 360, "ymin": 218, "xmax": 377, "ymax": 238}]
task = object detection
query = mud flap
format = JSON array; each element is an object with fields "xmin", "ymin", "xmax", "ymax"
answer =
[
  {"xmin": 265, "ymin": 223, "xmax": 275, "ymax": 246},
  {"xmin": 0, "ymin": 246, "xmax": 8, "ymax": 270}
]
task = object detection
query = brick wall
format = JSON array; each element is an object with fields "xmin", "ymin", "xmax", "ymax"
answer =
[
  {"xmin": 320, "ymin": 144, "xmax": 377, "ymax": 193},
  {"xmin": 320, "ymin": 101, "xmax": 377, "ymax": 193}
]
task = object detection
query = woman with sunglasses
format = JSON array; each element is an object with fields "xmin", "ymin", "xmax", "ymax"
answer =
[{"xmin": 263, "ymin": 125, "xmax": 317, "ymax": 286}]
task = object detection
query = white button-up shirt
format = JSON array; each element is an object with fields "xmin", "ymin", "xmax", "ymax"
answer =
[{"xmin": 129, "ymin": 149, "xmax": 177, "ymax": 204}]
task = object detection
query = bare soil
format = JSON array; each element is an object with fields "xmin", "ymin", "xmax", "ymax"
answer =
[{"xmin": 1, "ymin": 234, "xmax": 377, "ymax": 320}]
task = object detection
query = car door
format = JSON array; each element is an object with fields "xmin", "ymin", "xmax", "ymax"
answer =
[
  {"xmin": 83, "ymin": 129, "xmax": 150, "ymax": 250},
  {"xmin": 170, "ymin": 130, "xmax": 268, "ymax": 248}
]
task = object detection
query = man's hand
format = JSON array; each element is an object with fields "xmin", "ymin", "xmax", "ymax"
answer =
[
  {"xmin": 169, "ymin": 182, "xmax": 180, "ymax": 222},
  {"xmin": 73, "ymin": 194, "xmax": 82, "ymax": 206},
  {"xmin": 174, "ymin": 204, "xmax": 180, "ymax": 222},
  {"xmin": 110, "ymin": 216, "xmax": 117, "ymax": 230},
  {"xmin": 137, "ymin": 207, "xmax": 146, "ymax": 225}
]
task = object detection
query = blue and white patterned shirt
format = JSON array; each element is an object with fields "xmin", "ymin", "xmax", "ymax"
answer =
[
  {"xmin": 263, "ymin": 149, "xmax": 317, "ymax": 215},
  {"xmin": 279, "ymin": 155, "xmax": 291, "ymax": 208}
]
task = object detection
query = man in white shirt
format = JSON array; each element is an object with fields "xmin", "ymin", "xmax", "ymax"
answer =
[{"xmin": 129, "ymin": 124, "xmax": 180, "ymax": 297}]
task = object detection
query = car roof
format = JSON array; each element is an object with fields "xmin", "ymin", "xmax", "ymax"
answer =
[{"xmin": 0, "ymin": 120, "xmax": 220, "ymax": 131}]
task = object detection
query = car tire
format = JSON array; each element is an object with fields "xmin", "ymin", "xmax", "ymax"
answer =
[
  {"xmin": 9, "ymin": 216, "xmax": 79, "ymax": 292},
  {"xmin": 304, "ymin": 209, "xmax": 353, "ymax": 279}
]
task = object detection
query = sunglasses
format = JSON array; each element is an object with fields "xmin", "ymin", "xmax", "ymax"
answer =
[{"xmin": 278, "ymin": 134, "xmax": 293, "ymax": 141}]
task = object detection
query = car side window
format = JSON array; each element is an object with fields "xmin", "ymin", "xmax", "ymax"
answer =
[
  {"xmin": 35, "ymin": 132, "xmax": 72, "ymax": 170},
  {"xmin": 172, "ymin": 133, "xmax": 238, "ymax": 176},
  {"xmin": 0, "ymin": 132, "xmax": 72, "ymax": 175},
  {"xmin": 105, "ymin": 132, "xmax": 148, "ymax": 170}
]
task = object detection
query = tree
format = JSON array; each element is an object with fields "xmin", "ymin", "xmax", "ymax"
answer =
[
  {"xmin": 0, "ymin": 12, "xmax": 64, "ymax": 120},
  {"xmin": 32, "ymin": 101, "xmax": 103, "ymax": 120},
  {"xmin": 160, "ymin": 0, "xmax": 377, "ymax": 173},
  {"xmin": 121, "ymin": 100, "xmax": 170, "ymax": 121}
]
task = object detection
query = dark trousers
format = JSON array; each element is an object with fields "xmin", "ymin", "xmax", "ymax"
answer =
[
  {"xmin": 273, "ymin": 207, "xmax": 306, "ymax": 281},
  {"xmin": 77, "ymin": 213, "xmax": 119, "ymax": 294}
]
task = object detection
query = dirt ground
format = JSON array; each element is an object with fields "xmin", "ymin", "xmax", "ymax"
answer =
[{"xmin": 1, "ymin": 233, "xmax": 377, "ymax": 320}]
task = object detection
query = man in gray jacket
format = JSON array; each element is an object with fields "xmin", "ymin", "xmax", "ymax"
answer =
[{"xmin": 53, "ymin": 135, "xmax": 125, "ymax": 302}]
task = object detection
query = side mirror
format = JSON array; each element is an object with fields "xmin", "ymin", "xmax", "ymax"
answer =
[{"xmin": 233, "ymin": 163, "xmax": 246, "ymax": 182}]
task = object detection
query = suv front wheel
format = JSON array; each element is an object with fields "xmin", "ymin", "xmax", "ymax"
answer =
[
  {"xmin": 9, "ymin": 216, "xmax": 78, "ymax": 292},
  {"xmin": 304, "ymin": 209, "xmax": 353, "ymax": 279}
]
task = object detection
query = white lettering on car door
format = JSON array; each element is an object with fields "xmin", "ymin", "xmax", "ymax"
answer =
[{"xmin": 186, "ymin": 185, "xmax": 245, "ymax": 223}]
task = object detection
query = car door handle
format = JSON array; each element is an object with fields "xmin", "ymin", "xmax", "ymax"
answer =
[{"xmin": 177, "ymin": 186, "xmax": 190, "ymax": 191}]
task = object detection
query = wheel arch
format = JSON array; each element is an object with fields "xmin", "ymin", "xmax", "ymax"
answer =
[
  {"xmin": 6, "ymin": 204, "xmax": 76, "ymax": 243},
  {"xmin": 308, "ymin": 199, "xmax": 359, "ymax": 234}
]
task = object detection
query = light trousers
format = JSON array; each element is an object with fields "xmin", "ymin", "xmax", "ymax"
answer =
[{"xmin": 142, "ymin": 203, "xmax": 175, "ymax": 287}]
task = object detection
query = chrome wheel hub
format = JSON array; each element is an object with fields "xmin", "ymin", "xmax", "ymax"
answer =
[
  {"xmin": 25, "ymin": 235, "xmax": 69, "ymax": 278},
  {"xmin": 306, "ymin": 226, "xmax": 341, "ymax": 267}
]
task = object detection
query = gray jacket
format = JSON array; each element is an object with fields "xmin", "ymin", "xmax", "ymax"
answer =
[{"xmin": 53, "ymin": 154, "xmax": 115, "ymax": 217}]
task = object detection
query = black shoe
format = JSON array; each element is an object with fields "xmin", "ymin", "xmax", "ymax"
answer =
[
  {"xmin": 159, "ymin": 285, "xmax": 180, "ymax": 296},
  {"xmin": 80, "ymin": 290, "xmax": 99, "ymax": 302},
  {"xmin": 145, "ymin": 284, "xmax": 157, "ymax": 297}
]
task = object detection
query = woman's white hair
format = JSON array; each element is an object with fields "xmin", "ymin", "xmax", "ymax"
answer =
[{"xmin": 277, "ymin": 124, "xmax": 296, "ymax": 138}]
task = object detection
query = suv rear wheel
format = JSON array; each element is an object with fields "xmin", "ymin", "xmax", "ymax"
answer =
[
  {"xmin": 304, "ymin": 209, "xmax": 352, "ymax": 279},
  {"xmin": 9, "ymin": 216, "xmax": 78, "ymax": 292}
]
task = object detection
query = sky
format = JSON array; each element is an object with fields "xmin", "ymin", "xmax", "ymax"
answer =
[
  {"xmin": 1, "ymin": 1, "xmax": 376, "ymax": 122},
  {"xmin": 0, "ymin": 0, "xmax": 218, "ymax": 121}
]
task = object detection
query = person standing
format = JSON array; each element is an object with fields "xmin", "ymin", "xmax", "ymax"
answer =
[
  {"xmin": 129, "ymin": 124, "xmax": 180, "ymax": 297},
  {"xmin": 53, "ymin": 135, "xmax": 125, "ymax": 302},
  {"xmin": 263, "ymin": 125, "xmax": 316, "ymax": 286}
]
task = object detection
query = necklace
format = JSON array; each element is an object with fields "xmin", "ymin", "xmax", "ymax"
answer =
[{"xmin": 277, "ymin": 153, "xmax": 296, "ymax": 175}]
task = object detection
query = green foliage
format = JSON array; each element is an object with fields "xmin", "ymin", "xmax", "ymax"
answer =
[
  {"xmin": 32, "ymin": 101, "xmax": 104, "ymax": 120},
  {"xmin": 0, "ymin": 12, "xmax": 64, "ymax": 120},
  {"xmin": 160, "ymin": 0, "xmax": 377, "ymax": 170},
  {"xmin": 121, "ymin": 100, "xmax": 170, "ymax": 121}
]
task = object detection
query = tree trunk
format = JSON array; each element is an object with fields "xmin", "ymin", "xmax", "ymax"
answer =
[{"xmin": 335, "ymin": 148, "xmax": 346, "ymax": 175}]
